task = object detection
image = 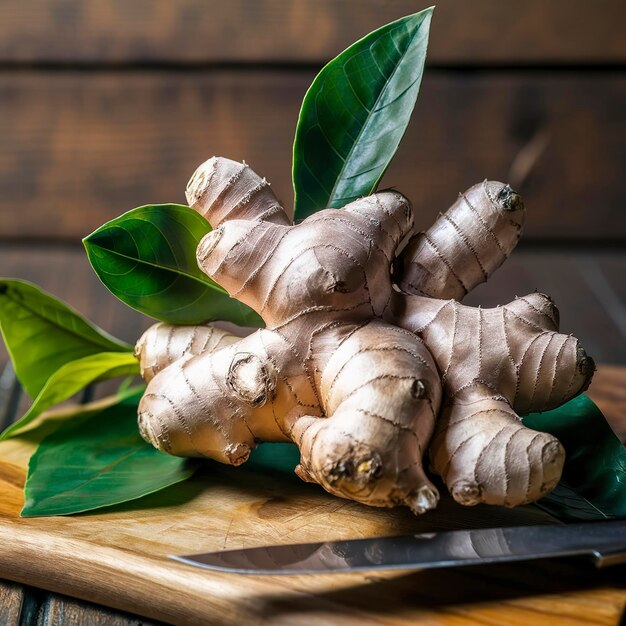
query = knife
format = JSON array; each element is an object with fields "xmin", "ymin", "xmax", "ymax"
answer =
[{"xmin": 171, "ymin": 520, "xmax": 626, "ymax": 575}]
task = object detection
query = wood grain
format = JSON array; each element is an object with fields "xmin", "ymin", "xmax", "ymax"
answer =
[
  {"xmin": 1, "ymin": 72, "xmax": 624, "ymax": 241},
  {"xmin": 588, "ymin": 366, "xmax": 626, "ymax": 442},
  {"xmin": 0, "ymin": 580, "xmax": 24, "ymax": 626},
  {"xmin": 44, "ymin": 595, "xmax": 161, "ymax": 625},
  {"xmin": 0, "ymin": 0, "xmax": 624, "ymax": 65},
  {"xmin": 1, "ymin": 2, "xmax": 624, "ymax": 623},
  {"xmin": 1, "ymin": 247, "xmax": 623, "ymax": 368},
  {"xmin": 1, "ymin": 436, "xmax": 626, "ymax": 626},
  {"xmin": 465, "ymin": 252, "xmax": 626, "ymax": 365},
  {"xmin": 0, "ymin": 245, "xmax": 624, "ymax": 625}
]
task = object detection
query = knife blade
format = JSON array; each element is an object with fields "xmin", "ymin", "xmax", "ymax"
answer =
[{"xmin": 171, "ymin": 520, "xmax": 626, "ymax": 575}]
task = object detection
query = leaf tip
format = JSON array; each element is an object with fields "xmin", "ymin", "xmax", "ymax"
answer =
[{"xmin": 19, "ymin": 506, "xmax": 36, "ymax": 518}]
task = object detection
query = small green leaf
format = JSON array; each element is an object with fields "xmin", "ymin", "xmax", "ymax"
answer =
[
  {"xmin": 84, "ymin": 204, "xmax": 263, "ymax": 326},
  {"xmin": 293, "ymin": 8, "xmax": 433, "ymax": 221},
  {"xmin": 21, "ymin": 389, "xmax": 196, "ymax": 516},
  {"xmin": 0, "ymin": 279, "xmax": 131, "ymax": 398},
  {"xmin": 534, "ymin": 483, "xmax": 610, "ymax": 522},
  {"xmin": 1, "ymin": 352, "xmax": 139, "ymax": 441},
  {"xmin": 523, "ymin": 394, "xmax": 626, "ymax": 519},
  {"xmin": 246, "ymin": 442, "xmax": 301, "ymax": 474}
]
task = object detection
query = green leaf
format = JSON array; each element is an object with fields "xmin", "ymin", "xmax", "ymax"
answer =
[
  {"xmin": 1, "ymin": 352, "xmax": 139, "ymax": 441},
  {"xmin": 246, "ymin": 442, "xmax": 301, "ymax": 474},
  {"xmin": 523, "ymin": 394, "xmax": 626, "ymax": 519},
  {"xmin": 293, "ymin": 8, "xmax": 433, "ymax": 221},
  {"xmin": 0, "ymin": 279, "xmax": 131, "ymax": 398},
  {"xmin": 21, "ymin": 389, "xmax": 196, "ymax": 516},
  {"xmin": 533, "ymin": 483, "xmax": 610, "ymax": 522},
  {"xmin": 84, "ymin": 204, "xmax": 263, "ymax": 326}
]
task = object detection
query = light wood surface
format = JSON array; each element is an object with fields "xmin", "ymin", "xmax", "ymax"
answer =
[
  {"xmin": 0, "ymin": 245, "xmax": 626, "ymax": 626},
  {"xmin": 1, "ymin": 371, "xmax": 625, "ymax": 626}
]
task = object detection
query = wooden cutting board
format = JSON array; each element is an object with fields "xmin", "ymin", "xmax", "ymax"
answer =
[{"xmin": 0, "ymin": 402, "xmax": 625, "ymax": 626}]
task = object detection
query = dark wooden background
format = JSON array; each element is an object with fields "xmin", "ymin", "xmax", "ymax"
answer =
[
  {"xmin": 1, "ymin": 0, "xmax": 625, "ymax": 242},
  {"xmin": 0, "ymin": 2, "xmax": 625, "ymax": 624},
  {"xmin": 0, "ymin": 0, "xmax": 624, "ymax": 366}
]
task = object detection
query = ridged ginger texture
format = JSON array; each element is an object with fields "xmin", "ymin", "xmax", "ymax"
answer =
[{"xmin": 135, "ymin": 157, "xmax": 594, "ymax": 514}]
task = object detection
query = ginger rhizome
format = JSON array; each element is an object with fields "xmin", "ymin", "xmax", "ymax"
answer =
[{"xmin": 135, "ymin": 157, "xmax": 594, "ymax": 514}]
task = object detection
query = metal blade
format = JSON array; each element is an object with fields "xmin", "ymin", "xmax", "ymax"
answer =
[{"xmin": 171, "ymin": 520, "xmax": 626, "ymax": 574}]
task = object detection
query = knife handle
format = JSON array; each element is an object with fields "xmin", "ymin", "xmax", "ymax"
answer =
[{"xmin": 593, "ymin": 546, "xmax": 626, "ymax": 568}]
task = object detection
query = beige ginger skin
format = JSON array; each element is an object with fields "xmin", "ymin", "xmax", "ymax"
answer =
[{"xmin": 136, "ymin": 157, "xmax": 594, "ymax": 514}]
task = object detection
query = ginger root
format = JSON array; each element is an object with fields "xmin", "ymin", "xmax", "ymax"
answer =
[{"xmin": 135, "ymin": 157, "xmax": 594, "ymax": 514}]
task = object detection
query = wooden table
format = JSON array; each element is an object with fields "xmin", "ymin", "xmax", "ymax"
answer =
[
  {"xmin": 0, "ymin": 2, "xmax": 624, "ymax": 623},
  {"xmin": 0, "ymin": 246, "xmax": 625, "ymax": 625},
  {"xmin": 0, "ymin": 363, "xmax": 625, "ymax": 626}
]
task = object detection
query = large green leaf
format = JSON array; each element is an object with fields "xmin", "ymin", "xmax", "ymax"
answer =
[
  {"xmin": 293, "ymin": 8, "xmax": 433, "ymax": 221},
  {"xmin": 21, "ymin": 389, "xmax": 196, "ymax": 516},
  {"xmin": 84, "ymin": 204, "xmax": 263, "ymax": 326},
  {"xmin": 0, "ymin": 279, "xmax": 131, "ymax": 398},
  {"xmin": 0, "ymin": 352, "xmax": 139, "ymax": 441},
  {"xmin": 523, "ymin": 394, "xmax": 626, "ymax": 519}
]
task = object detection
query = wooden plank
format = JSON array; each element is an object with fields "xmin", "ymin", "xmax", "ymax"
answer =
[
  {"xmin": 44, "ymin": 594, "xmax": 161, "ymax": 625},
  {"xmin": 465, "ymin": 251, "xmax": 626, "ymax": 365},
  {"xmin": 0, "ymin": 580, "xmax": 24, "ymax": 625},
  {"xmin": 10, "ymin": 587, "xmax": 46, "ymax": 626},
  {"xmin": 0, "ymin": 370, "xmax": 158, "ymax": 626},
  {"xmin": 586, "ymin": 255, "xmax": 626, "ymax": 339},
  {"xmin": 0, "ymin": 364, "xmax": 20, "ymax": 431},
  {"xmin": 596, "ymin": 255, "xmax": 626, "ymax": 306},
  {"xmin": 513, "ymin": 253, "xmax": 626, "ymax": 365},
  {"xmin": 1, "ymin": 429, "xmax": 625, "ymax": 626},
  {"xmin": 0, "ymin": 1, "xmax": 624, "ymax": 65},
  {"xmin": 1, "ymin": 245, "xmax": 624, "ymax": 439},
  {"xmin": 0, "ymin": 255, "xmax": 624, "ymax": 625},
  {"xmin": 1, "ymin": 72, "xmax": 624, "ymax": 241},
  {"xmin": 588, "ymin": 365, "xmax": 626, "ymax": 442},
  {"xmin": 0, "ymin": 247, "xmax": 624, "ymax": 366}
]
